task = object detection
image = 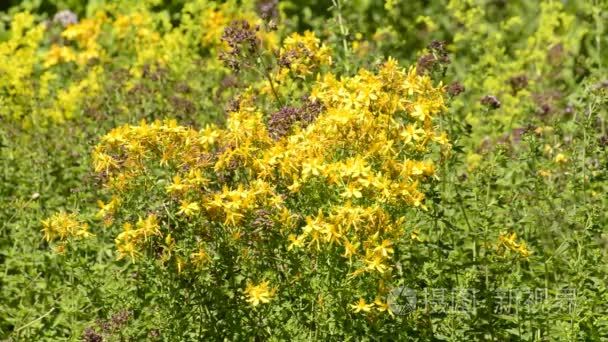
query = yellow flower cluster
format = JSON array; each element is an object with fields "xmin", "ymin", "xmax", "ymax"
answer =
[
  {"xmin": 0, "ymin": 12, "xmax": 45, "ymax": 121},
  {"xmin": 2, "ymin": 1, "xmax": 278, "ymax": 126},
  {"xmin": 92, "ymin": 34, "xmax": 447, "ymax": 312},
  {"xmin": 115, "ymin": 214, "xmax": 161, "ymax": 261},
  {"xmin": 0, "ymin": 10, "xmax": 105, "ymax": 123},
  {"xmin": 41, "ymin": 212, "xmax": 93, "ymax": 252},
  {"xmin": 59, "ymin": 13, "xmax": 106, "ymax": 65},
  {"xmin": 350, "ymin": 298, "xmax": 392, "ymax": 315},
  {"xmin": 497, "ymin": 232, "xmax": 531, "ymax": 258}
]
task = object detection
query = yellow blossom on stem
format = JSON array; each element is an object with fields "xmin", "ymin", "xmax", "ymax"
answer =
[
  {"xmin": 244, "ymin": 281, "xmax": 276, "ymax": 307},
  {"xmin": 350, "ymin": 298, "xmax": 373, "ymax": 313},
  {"xmin": 497, "ymin": 232, "xmax": 532, "ymax": 258},
  {"xmin": 41, "ymin": 211, "xmax": 93, "ymax": 242},
  {"xmin": 178, "ymin": 200, "xmax": 200, "ymax": 216},
  {"xmin": 554, "ymin": 153, "xmax": 568, "ymax": 164}
]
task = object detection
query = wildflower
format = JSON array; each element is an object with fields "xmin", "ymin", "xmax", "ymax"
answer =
[
  {"xmin": 447, "ymin": 81, "xmax": 465, "ymax": 96},
  {"xmin": 178, "ymin": 201, "xmax": 200, "ymax": 216},
  {"xmin": 554, "ymin": 153, "xmax": 568, "ymax": 164},
  {"xmin": 287, "ymin": 179, "xmax": 301, "ymax": 193},
  {"xmin": 266, "ymin": 99, "xmax": 322, "ymax": 139},
  {"xmin": 190, "ymin": 247, "xmax": 210, "ymax": 268},
  {"xmin": 92, "ymin": 150, "xmax": 119, "ymax": 173},
  {"xmin": 278, "ymin": 31, "xmax": 332, "ymax": 79},
  {"xmin": 244, "ymin": 280, "xmax": 276, "ymax": 306},
  {"xmin": 44, "ymin": 44, "xmax": 77, "ymax": 67},
  {"xmin": 82, "ymin": 327, "xmax": 102, "ymax": 342},
  {"xmin": 219, "ymin": 20, "xmax": 260, "ymax": 72},
  {"xmin": 400, "ymin": 124, "xmax": 426, "ymax": 145},
  {"xmin": 166, "ymin": 175, "xmax": 188, "ymax": 194},
  {"xmin": 115, "ymin": 223, "xmax": 140, "ymax": 261},
  {"xmin": 96, "ymin": 197, "xmax": 120, "ymax": 220},
  {"xmin": 365, "ymin": 254, "xmax": 388, "ymax": 273},
  {"xmin": 135, "ymin": 214, "xmax": 160, "ymax": 239},
  {"xmin": 374, "ymin": 298, "xmax": 393, "ymax": 316},
  {"xmin": 411, "ymin": 230, "xmax": 422, "ymax": 242},
  {"xmin": 267, "ymin": 106, "xmax": 301, "ymax": 140},
  {"xmin": 288, "ymin": 234, "xmax": 305, "ymax": 250},
  {"xmin": 53, "ymin": 10, "xmax": 78, "ymax": 27},
  {"xmin": 481, "ymin": 95, "xmax": 501, "ymax": 109},
  {"xmin": 42, "ymin": 212, "xmax": 92, "ymax": 242},
  {"xmin": 185, "ymin": 169, "xmax": 210, "ymax": 187},
  {"xmin": 373, "ymin": 240, "xmax": 394, "ymax": 257},
  {"xmin": 416, "ymin": 53, "xmax": 437, "ymax": 75},
  {"xmin": 341, "ymin": 183, "xmax": 363, "ymax": 199},
  {"xmin": 497, "ymin": 232, "xmax": 532, "ymax": 258},
  {"xmin": 301, "ymin": 159, "xmax": 323, "ymax": 179},
  {"xmin": 176, "ymin": 257, "xmax": 185, "ymax": 274},
  {"xmin": 90, "ymin": 54, "xmax": 448, "ymax": 304},
  {"xmin": 350, "ymin": 298, "xmax": 373, "ymax": 313},
  {"xmin": 517, "ymin": 242, "xmax": 531, "ymax": 258},
  {"xmin": 509, "ymin": 74, "xmax": 529, "ymax": 94},
  {"xmin": 342, "ymin": 239, "xmax": 360, "ymax": 260},
  {"xmin": 256, "ymin": 0, "xmax": 279, "ymax": 21}
]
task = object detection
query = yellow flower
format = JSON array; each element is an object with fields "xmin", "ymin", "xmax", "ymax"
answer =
[
  {"xmin": 497, "ymin": 232, "xmax": 532, "ymax": 258},
  {"xmin": 190, "ymin": 247, "xmax": 211, "ymax": 268},
  {"xmin": 96, "ymin": 196, "xmax": 120, "ymax": 219},
  {"xmin": 374, "ymin": 298, "xmax": 393, "ymax": 316},
  {"xmin": 278, "ymin": 31, "xmax": 332, "ymax": 80},
  {"xmin": 178, "ymin": 200, "xmax": 200, "ymax": 216},
  {"xmin": 41, "ymin": 212, "xmax": 92, "ymax": 242},
  {"xmin": 410, "ymin": 230, "xmax": 422, "ymax": 242},
  {"xmin": 373, "ymin": 240, "xmax": 394, "ymax": 257},
  {"xmin": 400, "ymin": 123, "xmax": 426, "ymax": 144},
  {"xmin": 92, "ymin": 149, "xmax": 119, "ymax": 173},
  {"xmin": 135, "ymin": 214, "xmax": 161, "ymax": 240},
  {"xmin": 350, "ymin": 298, "xmax": 373, "ymax": 313},
  {"xmin": 342, "ymin": 239, "xmax": 360, "ymax": 260},
  {"xmin": 115, "ymin": 223, "xmax": 140, "ymax": 261},
  {"xmin": 176, "ymin": 257, "xmax": 186, "ymax": 274},
  {"xmin": 364, "ymin": 253, "xmax": 388, "ymax": 273},
  {"xmin": 288, "ymin": 234, "xmax": 305, "ymax": 250},
  {"xmin": 341, "ymin": 182, "xmax": 363, "ymax": 199},
  {"xmin": 44, "ymin": 44, "xmax": 77, "ymax": 67},
  {"xmin": 517, "ymin": 241, "xmax": 531, "ymax": 258},
  {"xmin": 52, "ymin": 242, "xmax": 67, "ymax": 254},
  {"xmin": 185, "ymin": 169, "xmax": 210, "ymax": 187},
  {"xmin": 166, "ymin": 175, "xmax": 188, "ymax": 194},
  {"xmin": 244, "ymin": 281, "xmax": 276, "ymax": 306},
  {"xmin": 554, "ymin": 153, "xmax": 568, "ymax": 164},
  {"xmin": 538, "ymin": 169, "xmax": 552, "ymax": 177},
  {"xmin": 287, "ymin": 179, "xmax": 301, "ymax": 193},
  {"xmin": 301, "ymin": 159, "xmax": 324, "ymax": 179}
]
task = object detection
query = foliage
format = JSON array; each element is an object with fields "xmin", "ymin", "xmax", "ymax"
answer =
[{"xmin": 1, "ymin": 0, "xmax": 607, "ymax": 340}]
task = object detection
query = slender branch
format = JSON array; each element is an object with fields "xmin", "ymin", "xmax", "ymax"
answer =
[
  {"xmin": 15, "ymin": 307, "xmax": 55, "ymax": 332},
  {"xmin": 332, "ymin": 0, "xmax": 350, "ymax": 73}
]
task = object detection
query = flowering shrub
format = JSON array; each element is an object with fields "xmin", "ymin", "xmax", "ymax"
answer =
[{"xmin": 89, "ymin": 45, "xmax": 448, "ymax": 329}]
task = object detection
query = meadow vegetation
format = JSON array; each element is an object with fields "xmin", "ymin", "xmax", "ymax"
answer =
[{"xmin": 1, "ymin": 0, "xmax": 607, "ymax": 340}]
